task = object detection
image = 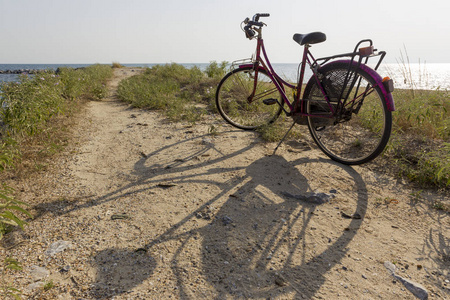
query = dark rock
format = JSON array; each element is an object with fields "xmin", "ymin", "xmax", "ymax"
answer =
[
  {"xmin": 60, "ymin": 265, "xmax": 71, "ymax": 273},
  {"xmin": 274, "ymin": 275, "xmax": 287, "ymax": 286},
  {"xmin": 341, "ymin": 211, "xmax": 362, "ymax": 219}
]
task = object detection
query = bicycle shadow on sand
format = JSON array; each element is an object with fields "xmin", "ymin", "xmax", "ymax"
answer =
[{"xmin": 86, "ymin": 132, "xmax": 368, "ymax": 299}]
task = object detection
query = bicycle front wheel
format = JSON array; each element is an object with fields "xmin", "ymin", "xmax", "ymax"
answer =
[
  {"xmin": 215, "ymin": 67, "xmax": 283, "ymax": 130},
  {"xmin": 304, "ymin": 61, "xmax": 392, "ymax": 165}
]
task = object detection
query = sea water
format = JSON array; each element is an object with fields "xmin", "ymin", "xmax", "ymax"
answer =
[{"xmin": 1, "ymin": 63, "xmax": 450, "ymax": 90}]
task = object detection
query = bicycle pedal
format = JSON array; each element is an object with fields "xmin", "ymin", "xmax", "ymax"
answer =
[{"xmin": 263, "ymin": 98, "xmax": 278, "ymax": 105}]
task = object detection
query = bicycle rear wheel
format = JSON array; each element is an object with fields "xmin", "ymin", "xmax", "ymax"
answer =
[
  {"xmin": 215, "ymin": 67, "xmax": 283, "ymax": 130},
  {"xmin": 304, "ymin": 61, "xmax": 392, "ymax": 165}
]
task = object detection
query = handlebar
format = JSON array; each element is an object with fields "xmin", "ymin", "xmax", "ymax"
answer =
[
  {"xmin": 243, "ymin": 13, "xmax": 270, "ymax": 39},
  {"xmin": 244, "ymin": 13, "xmax": 270, "ymax": 27}
]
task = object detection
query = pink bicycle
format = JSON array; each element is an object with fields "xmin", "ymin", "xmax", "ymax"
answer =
[{"xmin": 215, "ymin": 13, "xmax": 395, "ymax": 165}]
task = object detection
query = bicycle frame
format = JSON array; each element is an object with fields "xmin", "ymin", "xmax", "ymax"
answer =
[
  {"xmin": 217, "ymin": 14, "xmax": 395, "ymax": 164},
  {"xmin": 234, "ymin": 28, "xmax": 394, "ymax": 121},
  {"xmin": 236, "ymin": 37, "xmax": 298, "ymax": 114}
]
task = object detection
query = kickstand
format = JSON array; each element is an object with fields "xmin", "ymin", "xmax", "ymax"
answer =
[{"xmin": 272, "ymin": 121, "xmax": 296, "ymax": 155}]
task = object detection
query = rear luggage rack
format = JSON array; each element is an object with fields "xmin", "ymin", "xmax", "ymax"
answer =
[{"xmin": 311, "ymin": 39, "xmax": 388, "ymax": 109}]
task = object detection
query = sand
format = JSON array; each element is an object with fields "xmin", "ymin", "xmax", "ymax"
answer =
[{"xmin": 1, "ymin": 68, "xmax": 448, "ymax": 299}]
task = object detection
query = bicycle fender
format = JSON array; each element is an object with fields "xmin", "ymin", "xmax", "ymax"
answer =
[{"xmin": 323, "ymin": 60, "xmax": 395, "ymax": 111}]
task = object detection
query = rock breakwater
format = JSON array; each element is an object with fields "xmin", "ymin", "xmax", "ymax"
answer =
[{"xmin": 0, "ymin": 69, "xmax": 38, "ymax": 74}]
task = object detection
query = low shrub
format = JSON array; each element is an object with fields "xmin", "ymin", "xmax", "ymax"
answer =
[
  {"xmin": 117, "ymin": 62, "xmax": 221, "ymax": 123},
  {"xmin": 0, "ymin": 64, "xmax": 114, "ymax": 238},
  {"xmin": 387, "ymin": 87, "xmax": 450, "ymax": 188}
]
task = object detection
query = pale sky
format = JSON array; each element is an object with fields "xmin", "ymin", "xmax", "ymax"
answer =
[{"xmin": 1, "ymin": 0, "xmax": 449, "ymax": 64}]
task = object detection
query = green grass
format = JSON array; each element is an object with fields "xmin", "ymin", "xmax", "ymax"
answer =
[
  {"xmin": 43, "ymin": 279, "xmax": 54, "ymax": 291},
  {"xmin": 387, "ymin": 88, "xmax": 449, "ymax": 188},
  {"xmin": 1, "ymin": 64, "xmax": 112, "ymax": 140},
  {"xmin": 382, "ymin": 50, "xmax": 449, "ymax": 189},
  {"xmin": 392, "ymin": 88, "xmax": 449, "ymax": 140},
  {"xmin": 256, "ymin": 117, "xmax": 303, "ymax": 142},
  {"xmin": 112, "ymin": 62, "xmax": 124, "ymax": 68},
  {"xmin": 59, "ymin": 64, "xmax": 113, "ymax": 100},
  {"xmin": 1, "ymin": 258, "xmax": 23, "ymax": 299},
  {"xmin": 0, "ymin": 184, "xmax": 31, "ymax": 239},
  {"xmin": 0, "ymin": 64, "xmax": 114, "ymax": 239},
  {"xmin": 117, "ymin": 62, "xmax": 225, "ymax": 123},
  {"xmin": 117, "ymin": 62, "xmax": 449, "ymax": 190}
]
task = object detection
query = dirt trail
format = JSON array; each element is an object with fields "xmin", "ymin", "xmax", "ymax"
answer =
[{"xmin": 1, "ymin": 68, "xmax": 449, "ymax": 299}]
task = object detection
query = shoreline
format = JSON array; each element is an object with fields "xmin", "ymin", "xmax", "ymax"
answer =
[{"xmin": 2, "ymin": 63, "xmax": 450, "ymax": 90}]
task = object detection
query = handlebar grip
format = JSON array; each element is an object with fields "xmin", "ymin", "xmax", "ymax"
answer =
[
  {"xmin": 248, "ymin": 20, "xmax": 264, "ymax": 27},
  {"xmin": 253, "ymin": 13, "xmax": 270, "ymax": 22}
]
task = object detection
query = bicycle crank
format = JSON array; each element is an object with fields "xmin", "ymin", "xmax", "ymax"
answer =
[{"xmin": 263, "ymin": 98, "xmax": 278, "ymax": 105}]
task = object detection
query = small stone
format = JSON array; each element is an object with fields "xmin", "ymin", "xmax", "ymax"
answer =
[
  {"xmin": 27, "ymin": 281, "xmax": 45, "ymax": 291},
  {"xmin": 202, "ymin": 137, "xmax": 213, "ymax": 145},
  {"xmin": 362, "ymin": 274, "xmax": 368, "ymax": 279},
  {"xmin": 111, "ymin": 214, "xmax": 130, "ymax": 220},
  {"xmin": 341, "ymin": 211, "xmax": 362, "ymax": 219},
  {"xmin": 60, "ymin": 265, "xmax": 71, "ymax": 273},
  {"xmin": 222, "ymin": 216, "xmax": 233, "ymax": 226},
  {"xmin": 275, "ymin": 275, "xmax": 287, "ymax": 287},
  {"xmin": 385, "ymin": 261, "xmax": 429, "ymax": 300},
  {"xmin": 29, "ymin": 265, "xmax": 49, "ymax": 282},
  {"xmin": 396, "ymin": 277, "xmax": 429, "ymax": 300},
  {"xmin": 45, "ymin": 240, "xmax": 72, "ymax": 257},
  {"xmin": 384, "ymin": 261, "xmax": 396, "ymax": 275}
]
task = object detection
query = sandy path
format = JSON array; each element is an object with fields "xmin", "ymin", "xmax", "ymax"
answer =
[{"xmin": 1, "ymin": 68, "xmax": 448, "ymax": 299}]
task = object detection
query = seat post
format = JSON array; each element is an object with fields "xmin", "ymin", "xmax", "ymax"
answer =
[{"xmin": 294, "ymin": 45, "xmax": 310, "ymax": 112}]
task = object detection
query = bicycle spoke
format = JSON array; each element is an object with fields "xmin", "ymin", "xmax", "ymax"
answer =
[
  {"xmin": 304, "ymin": 61, "xmax": 392, "ymax": 164},
  {"xmin": 216, "ymin": 67, "xmax": 283, "ymax": 130}
]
